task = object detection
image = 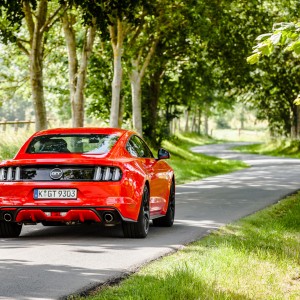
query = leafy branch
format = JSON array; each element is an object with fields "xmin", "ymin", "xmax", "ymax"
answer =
[{"xmin": 247, "ymin": 21, "xmax": 300, "ymax": 103}]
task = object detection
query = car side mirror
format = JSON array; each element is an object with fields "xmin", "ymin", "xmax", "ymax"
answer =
[{"xmin": 157, "ymin": 148, "xmax": 170, "ymax": 160}]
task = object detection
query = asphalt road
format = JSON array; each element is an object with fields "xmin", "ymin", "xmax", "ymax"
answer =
[{"xmin": 1, "ymin": 142, "xmax": 300, "ymax": 300}]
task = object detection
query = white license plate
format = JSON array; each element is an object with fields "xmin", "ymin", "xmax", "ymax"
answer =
[{"xmin": 34, "ymin": 189, "xmax": 77, "ymax": 200}]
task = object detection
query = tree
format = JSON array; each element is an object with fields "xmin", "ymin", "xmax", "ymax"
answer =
[
  {"xmin": 0, "ymin": 0, "xmax": 64, "ymax": 131},
  {"xmin": 101, "ymin": 0, "xmax": 144, "ymax": 128},
  {"xmin": 73, "ymin": 0, "xmax": 146, "ymax": 128},
  {"xmin": 202, "ymin": 0, "xmax": 300, "ymax": 138},
  {"xmin": 109, "ymin": 17, "xmax": 125, "ymax": 128},
  {"xmin": 127, "ymin": 0, "xmax": 192, "ymax": 136},
  {"xmin": 247, "ymin": 2, "xmax": 300, "ymax": 137},
  {"xmin": 137, "ymin": 0, "xmax": 207, "ymax": 140},
  {"xmin": 61, "ymin": 4, "xmax": 96, "ymax": 127}
]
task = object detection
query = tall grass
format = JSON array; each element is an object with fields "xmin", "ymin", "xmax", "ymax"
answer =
[{"xmin": 0, "ymin": 129, "xmax": 32, "ymax": 160}]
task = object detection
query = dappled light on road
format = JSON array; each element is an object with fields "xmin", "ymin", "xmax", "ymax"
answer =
[
  {"xmin": 2, "ymin": 142, "xmax": 300, "ymax": 299},
  {"xmin": 175, "ymin": 219, "xmax": 225, "ymax": 229}
]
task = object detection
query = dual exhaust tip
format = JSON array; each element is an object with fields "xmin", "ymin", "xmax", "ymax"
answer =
[{"xmin": 2, "ymin": 211, "xmax": 116, "ymax": 224}]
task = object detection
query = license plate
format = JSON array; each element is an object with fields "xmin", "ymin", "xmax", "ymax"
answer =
[{"xmin": 34, "ymin": 189, "xmax": 77, "ymax": 200}]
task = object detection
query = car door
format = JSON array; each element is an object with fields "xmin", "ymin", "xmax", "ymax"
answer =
[{"xmin": 126, "ymin": 135, "xmax": 167, "ymax": 215}]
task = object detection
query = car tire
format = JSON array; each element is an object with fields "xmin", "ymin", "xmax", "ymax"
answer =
[
  {"xmin": 0, "ymin": 221, "xmax": 22, "ymax": 238},
  {"xmin": 122, "ymin": 185, "xmax": 150, "ymax": 238},
  {"xmin": 153, "ymin": 180, "xmax": 175, "ymax": 227}
]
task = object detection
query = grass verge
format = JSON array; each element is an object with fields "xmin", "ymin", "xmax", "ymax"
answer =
[
  {"xmin": 162, "ymin": 133, "xmax": 247, "ymax": 184},
  {"xmin": 76, "ymin": 191, "xmax": 300, "ymax": 300},
  {"xmin": 234, "ymin": 139, "xmax": 300, "ymax": 159}
]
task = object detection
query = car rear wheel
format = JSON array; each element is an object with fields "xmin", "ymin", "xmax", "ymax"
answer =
[
  {"xmin": 0, "ymin": 221, "xmax": 22, "ymax": 238},
  {"xmin": 122, "ymin": 185, "xmax": 150, "ymax": 238},
  {"xmin": 153, "ymin": 181, "xmax": 175, "ymax": 227}
]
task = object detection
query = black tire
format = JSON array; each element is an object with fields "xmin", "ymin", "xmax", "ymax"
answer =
[
  {"xmin": 0, "ymin": 221, "xmax": 22, "ymax": 238},
  {"xmin": 122, "ymin": 185, "xmax": 150, "ymax": 238},
  {"xmin": 153, "ymin": 180, "xmax": 175, "ymax": 227}
]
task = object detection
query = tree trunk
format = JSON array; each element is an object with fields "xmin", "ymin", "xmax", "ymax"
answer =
[
  {"xmin": 197, "ymin": 107, "xmax": 202, "ymax": 134},
  {"xmin": 62, "ymin": 12, "xmax": 96, "ymax": 127},
  {"xmin": 118, "ymin": 96, "xmax": 125, "ymax": 127},
  {"xmin": 62, "ymin": 12, "xmax": 78, "ymax": 125},
  {"xmin": 185, "ymin": 109, "xmax": 189, "ymax": 132},
  {"xmin": 129, "ymin": 40, "xmax": 158, "ymax": 136},
  {"xmin": 109, "ymin": 19, "xmax": 124, "ymax": 128},
  {"xmin": 296, "ymin": 105, "xmax": 300, "ymax": 138},
  {"xmin": 240, "ymin": 108, "xmax": 245, "ymax": 130},
  {"xmin": 130, "ymin": 59, "xmax": 143, "ymax": 135},
  {"xmin": 30, "ymin": 48, "xmax": 47, "ymax": 131},
  {"xmin": 25, "ymin": 0, "xmax": 48, "ymax": 131},
  {"xmin": 147, "ymin": 67, "xmax": 163, "ymax": 144},
  {"xmin": 21, "ymin": 1, "xmax": 63, "ymax": 131},
  {"xmin": 204, "ymin": 112, "xmax": 209, "ymax": 135},
  {"xmin": 73, "ymin": 21, "xmax": 96, "ymax": 127},
  {"xmin": 191, "ymin": 109, "xmax": 196, "ymax": 132}
]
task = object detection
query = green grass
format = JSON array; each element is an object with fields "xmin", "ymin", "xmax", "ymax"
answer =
[
  {"xmin": 76, "ymin": 192, "xmax": 300, "ymax": 300},
  {"xmin": 234, "ymin": 139, "xmax": 300, "ymax": 158},
  {"xmin": 163, "ymin": 133, "xmax": 247, "ymax": 184},
  {"xmin": 0, "ymin": 129, "xmax": 31, "ymax": 160}
]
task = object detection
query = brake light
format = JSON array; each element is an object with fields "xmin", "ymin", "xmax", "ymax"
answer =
[
  {"xmin": 93, "ymin": 167, "xmax": 122, "ymax": 181},
  {"xmin": 0, "ymin": 167, "xmax": 21, "ymax": 181}
]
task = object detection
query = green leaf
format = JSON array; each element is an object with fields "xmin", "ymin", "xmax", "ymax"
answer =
[
  {"xmin": 247, "ymin": 53, "xmax": 261, "ymax": 64},
  {"xmin": 273, "ymin": 22, "xmax": 295, "ymax": 31},
  {"xmin": 294, "ymin": 95, "xmax": 300, "ymax": 105},
  {"xmin": 255, "ymin": 33, "xmax": 272, "ymax": 42},
  {"xmin": 280, "ymin": 31, "xmax": 288, "ymax": 45},
  {"xmin": 260, "ymin": 43, "xmax": 273, "ymax": 56},
  {"xmin": 286, "ymin": 40, "xmax": 300, "ymax": 54},
  {"xmin": 270, "ymin": 33, "xmax": 281, "ymax": 45}
]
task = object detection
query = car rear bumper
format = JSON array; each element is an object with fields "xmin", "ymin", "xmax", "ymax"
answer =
[
  {"xmin": 0, "ymin": 181, "xmax": 142, "ymax": 221},
  {"xmin": 0, "ymin": 206, "xmax": 135, "ymax": 225}
]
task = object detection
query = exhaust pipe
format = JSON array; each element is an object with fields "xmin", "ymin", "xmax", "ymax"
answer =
[
  {"xmin": 103, "ymin": 213, "xmax": 114, "ymax": 223},
  {"xmin": 3, "ymin": 213, "xmax": 12, "ymax": 222}
]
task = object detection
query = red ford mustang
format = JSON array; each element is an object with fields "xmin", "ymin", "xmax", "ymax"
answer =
[{"xmin": 0, "ymin": 128, "xmax": 175, "ymax": 238}]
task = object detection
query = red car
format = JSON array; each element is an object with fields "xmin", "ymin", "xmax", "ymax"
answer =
[{"xmin": 0, "ymin": 128, "xmax": 175, "ymax": 238}]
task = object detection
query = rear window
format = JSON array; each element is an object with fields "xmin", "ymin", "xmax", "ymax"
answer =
[{"xmin": 26, "ymin": 134, "xmax": 119, "ymax": 154}]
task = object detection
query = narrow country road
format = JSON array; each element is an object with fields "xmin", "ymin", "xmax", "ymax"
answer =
[{"xmin": 1, "ymin": 143, "xmax": 300, "ymax": 300}]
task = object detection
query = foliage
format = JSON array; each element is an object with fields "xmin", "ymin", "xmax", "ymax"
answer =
[
  {"xmin": 247, "ymin": 22, "xmax": 300, "ymax": 65},
  {"xmin": 0, "ymin": 0, "xmax": 300, "ymax": 142},
  {"xmin": 247, "ymin": 20, "xmax": 300, "ymax": 103},
  {"xmin": 244, "ymin": 1, "xmax": 300, "ymax": 137}
]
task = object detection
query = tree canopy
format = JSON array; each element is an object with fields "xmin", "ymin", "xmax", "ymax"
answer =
[{"xmin": 0, "ymin": 0, "xmax": 299, "ymax": 142}]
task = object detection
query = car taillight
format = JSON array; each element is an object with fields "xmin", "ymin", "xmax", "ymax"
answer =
[
  {"xmin": 0, "ymin": 167, "xmax": 21, "ymax": 181},
  {"xmin": 93, "ymin": 167, "xmax": 122, "ymax": 181}
]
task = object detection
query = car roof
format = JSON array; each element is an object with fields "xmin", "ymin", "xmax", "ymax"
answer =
[{"xmin": 33, "ymin": 127, "xmax": 130, "ymax": 136}]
